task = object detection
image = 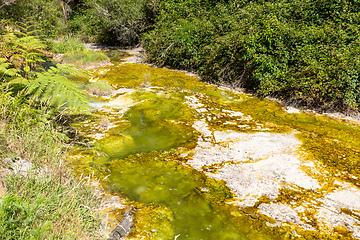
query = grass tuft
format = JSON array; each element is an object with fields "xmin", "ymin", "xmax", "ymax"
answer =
[
  {"xmin": 84, "ymin": 80, "xmax": 113, "ymax": 96},
  {"xmin": 53, "ymin": 36, "xmax": 108, "ymax": 67},
  {"xmin": 0, "ymin": 90, "xmax": 102, "ymax": 239}
]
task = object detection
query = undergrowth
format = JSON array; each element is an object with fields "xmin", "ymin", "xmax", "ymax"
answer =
[
  {"xmin": 53, "ymin": 36, "xmax": 108, "ymax": 66},
  {"xmin": 143, "ymin": 0, "xmax": 360, "ymax": 113},
  {"xmin": 0, "ymin": 91, "xmax": 102, "ymax": 239}
]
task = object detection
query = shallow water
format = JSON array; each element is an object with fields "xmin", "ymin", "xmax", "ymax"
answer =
[{"xmin": 68, "ymin": 50, "xmax": 360, "ymax": 239}]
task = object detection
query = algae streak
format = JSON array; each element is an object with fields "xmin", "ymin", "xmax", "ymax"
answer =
[{"xmin": 68, "ymin": 50, "xmax": 360, "ymax": 239}]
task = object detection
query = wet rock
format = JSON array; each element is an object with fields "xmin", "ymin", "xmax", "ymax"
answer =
[{"xmin": 186, "ymin": 108, "xmax": 360, "ymax": 237}]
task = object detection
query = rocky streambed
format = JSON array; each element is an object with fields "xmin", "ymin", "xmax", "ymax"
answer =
[{"xmin": 68, "ymin": 49, "xmax": 360, "ymax": 239}]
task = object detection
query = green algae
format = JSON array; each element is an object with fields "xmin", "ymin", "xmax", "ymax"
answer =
[
  {"xmin": 66, "ymin": 50, "xmax": 360, "ymax": 240},
  {"xmin": 132, "ymin": 204, "xmax": 174, "ymax": 239},
  {"xmin": 298, "ymin": 133, "xmax": 360, "ymax": 187},
  {"xmin": 127, "ymin": 90, "xmax": 194, "ymax": 122},
  {"xmin": 107, "ymin": 151, "xmax": 291, "ymax": 240}
]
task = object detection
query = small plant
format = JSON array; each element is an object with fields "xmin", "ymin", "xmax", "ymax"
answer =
[
  {"xmin": 62, "ymin": 49, "xmax": 108, "ymax": 66},
  {"xmin": 84, "ymin": 80, "xmax": 112, "ymax": 96},
  {"xmin": 52, "ymin": 36, "xmax": 109, "ymax": 66},
  {"xmin": 0, "ymin": 91, "xmax": 102, "ymax": 239},
  {"xmin": 52, "ymin": 36, "xmax": 86, "ymax": 54}
]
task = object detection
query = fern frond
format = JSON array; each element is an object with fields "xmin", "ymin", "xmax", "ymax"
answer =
[
  {"xmin": 49, "ymin": 64, "xmax": 89, "ymax": 78},
  {"xmin": 0, "ymin": 58, "xmax": 20, "ymax": 79},
  {"xmin": 0, "ymin": 61, "xmax": 13, "ymax": 73},
  {"xmin": 7, "ymin": 77, "xmax": 28, "ymax": 85},
  {"xmin": 26, "ymin": 66, "xmax": 89, "ymax": 109},
  {"xmin": 1, "ymin": 77, "xmax": 28, "ymax": 90}
]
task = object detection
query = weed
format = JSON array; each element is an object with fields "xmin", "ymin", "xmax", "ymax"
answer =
[
  {"xmin": 84, "ymin": 80, "xmax": 112, "ymax": 96},
  {"xmin": 0, "ymin": 91, "xmax": 102, "ymax": 239},
  {"xmin": 52, "ymin": 36, "xmax": 108, "ymax": 67}
]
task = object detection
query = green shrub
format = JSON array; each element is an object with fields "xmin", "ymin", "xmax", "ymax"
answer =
[
  {"xmin": 143, "ymin": 0, "xmax": 360, "ymax": 111},
  {"xmin": 0, "ymin": 0, "xmax": 64, "ymax": 38},
  {"xmin": 53, "ymin": 36, "xmax": 109, "ymax": 66},
  {"xmin": 66, "ymin": 0, "xmax": 159, "ymax": 46}
]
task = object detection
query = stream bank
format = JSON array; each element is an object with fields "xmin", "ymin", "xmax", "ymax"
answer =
[{"xmin": 69, "ymin": 48, "xmax": 360, "ymax": 239}]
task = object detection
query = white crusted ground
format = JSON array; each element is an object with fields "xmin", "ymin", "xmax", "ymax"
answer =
[{"xmin": 185, "ymin": 95, "xmax": 360, "ymax": 238}]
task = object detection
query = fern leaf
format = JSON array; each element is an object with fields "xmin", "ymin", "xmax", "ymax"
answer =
[
  {"xmin": 0, "ymin": 59, "xmax": 20, "ymax": 79},
  {"xmin": 6, "ymin": 77, "xmax": 29, "ymax": 85},
  {"xmin": 27, "ymin": 66, "xmax": 89, "ymax": 109},
  {"xmin": 26, "ymin": 78, "xmax": 42, "ymax": 96}
]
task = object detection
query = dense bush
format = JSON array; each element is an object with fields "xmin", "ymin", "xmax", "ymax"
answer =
[
  {"xmin": 1, "ymin": 0, "xmax": 359, "ymax": 111},
  {"xmin": 0, "ymin": 0, "xmax": 64, "ymax": 38},
  {"xmin": 143, "ymin": 0, "xmax": 360, "ymax": 111},
  {"xmin": 67, "ymin": 0, "xmax": 159, "ymax": 46}
]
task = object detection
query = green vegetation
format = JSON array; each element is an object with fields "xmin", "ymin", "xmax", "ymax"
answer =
[
  {"xmin": 0, "ymin": 24, "xmax": 89, "ymax": 109},
  {"xmin": 84, "ymin": 80, "xmax": 112, "ymax": 96},
  {"xmin": 0, "ymin": 20, "xmax": 102, "ymax": 239},
  {"xmin": 1, "ymin": 0, "xmax": 359, "ymax": 113},
  {"xmin": 1, "ymin": 0, "xmax": 360, "ymax": 239},
  {"xmin": 0, "ymin": 91, "xmax": 101, "ymax": 239},
  {"xmin": 2, "ymin": 0, "xmax": 358, "ymax": 113},
  {"xmin": 0, "ymin": 0, "xmax": 64, "ymax": 38},
  {"xmin": 53, "ymin": 37, "xmax": 108, "ymax": 66},
  {"xmin": 65, "ymin": 0, "xmax": 158, "ymax": 45},
  {"xmin": 143, "ymin": 0, "xmax": 360, "ymax": 112}
]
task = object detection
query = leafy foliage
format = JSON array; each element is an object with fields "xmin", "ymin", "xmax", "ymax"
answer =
[
  {"xmin": 143, "ymin": 0, "xmax": 360, "ymax": 111},
  {"xmin": 66, "ymin": 0, "xmax": 159, "ymax": 46},
  {"xmin": 26, "ymin": 65, "xmax": 89, "ymax": 108},
  {"xmin": 0, "ymin": 0, "xmax": 65, "ymax": 38},
  {"xmin": 0, "ymin": 25, "xmax": 89, "ymax": 109},
  {"xmin": 0, "ymin": 58, "xmax": 19, "ymax": 80},
  {"xmin": 0, "ymin": 27, "xmax": 46, "ymax": 73}
]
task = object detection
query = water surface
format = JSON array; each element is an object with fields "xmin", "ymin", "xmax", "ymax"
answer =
[{"xmin": 68, "ymin": 49, "xmax": 360, "ymax": 240}]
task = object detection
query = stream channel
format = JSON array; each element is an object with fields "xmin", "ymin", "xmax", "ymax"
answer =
[{"xmin": 68, "ymin": 49, "xmax": 360, "ymax": 239}]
